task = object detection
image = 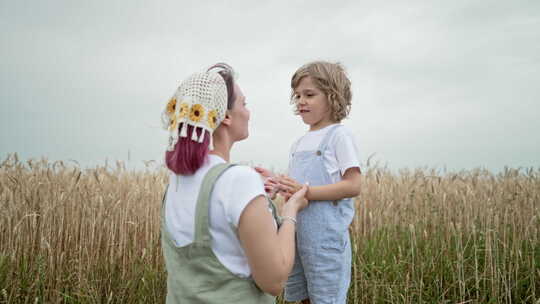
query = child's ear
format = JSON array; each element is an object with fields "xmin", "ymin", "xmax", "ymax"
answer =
[{"xmin": 220, "ymin": 111, "xmax": 232, "ymax": 126}]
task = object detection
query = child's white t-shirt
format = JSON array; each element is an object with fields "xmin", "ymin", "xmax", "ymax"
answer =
[
  {"xmin": 288, "ymin": 124, "xmax": 361, "ymax": 183},
  {"xmin": 164, "ymin": 154, "xmax": 268, "ymax": 278}
]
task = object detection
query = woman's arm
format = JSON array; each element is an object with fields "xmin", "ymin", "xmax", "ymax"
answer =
[
  {"xmin": 280, "ymin": 167, "xmax": 361, "ymax": 201},
  {"xmin": 237, "ymin": 186, "xmax": 307, "ymax": 296}
]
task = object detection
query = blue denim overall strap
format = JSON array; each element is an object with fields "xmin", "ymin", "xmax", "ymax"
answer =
[
  {"xmin": 289, "ymin": 124, "xmax": 340, "ymax": 186},
  {"xmin": 285, "ymin": 124, "xmax": 353, "ymax": 304},
  {"xmin": 161, "ymin": 163, "xmax": 275, "ymax": 304}
]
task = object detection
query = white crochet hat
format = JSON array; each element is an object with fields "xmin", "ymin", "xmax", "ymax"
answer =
[{"xmin": 161, "ymin": 69, "xmax": 228, "ymax": 151}]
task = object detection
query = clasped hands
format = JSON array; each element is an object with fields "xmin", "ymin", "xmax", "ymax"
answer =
[{"xmin": 254, "ymin": 167, "xmax": 306, "ymax": 201}]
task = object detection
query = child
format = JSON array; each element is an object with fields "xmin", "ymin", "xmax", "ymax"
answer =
[{"xmin": 257, "ymin": 61, "xmax": 361, "ymax": 304}]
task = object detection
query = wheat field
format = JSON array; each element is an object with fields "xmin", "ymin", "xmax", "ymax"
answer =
[{"xmin": 1, "ymin": 154, "xmax": 539, "ymax": 303}]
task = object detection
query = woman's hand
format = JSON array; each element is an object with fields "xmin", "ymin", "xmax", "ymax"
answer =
[
  {"xmin": 281, "ymin": 183, "xmax": 308, "ymax": 217},
  {"xmin": 254, "ymin": 166, "xmax": 274, "ymax": 179}
]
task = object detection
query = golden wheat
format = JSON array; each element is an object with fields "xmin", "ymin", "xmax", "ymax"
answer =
[{"xmin": 1, "ymin": 154, "xmax": 539, "ymax": 303}]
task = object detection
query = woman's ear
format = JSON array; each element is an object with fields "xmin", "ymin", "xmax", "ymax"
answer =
[{"xmin": 220, "ymin": 111, "xmax": 232, "ymax": 126}]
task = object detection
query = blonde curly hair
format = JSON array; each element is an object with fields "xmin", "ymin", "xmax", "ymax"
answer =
[{"xmin": 290, "ymin": 61, "xmax": 352, "ymax": 122}]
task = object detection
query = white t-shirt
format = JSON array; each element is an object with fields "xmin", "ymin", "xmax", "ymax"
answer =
[
  {"xmin": 288, "ymin": 124, "xmax": 361, "ymax": 183},
  {"xmin": 164, "ymin": 154, "xmax": 267, "ymax": 278}
]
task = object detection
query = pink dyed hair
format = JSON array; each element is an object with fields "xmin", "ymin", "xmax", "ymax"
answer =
[
  {"xmin": 165, "ymin": 63, "xmax": 235, "ymax": 175},
  {"xmin": 166, "ymin": 124, "xmax": 210, "ymax": 175}
]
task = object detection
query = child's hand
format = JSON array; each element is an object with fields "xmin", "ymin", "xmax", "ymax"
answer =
[
  {"xmin": 277, "ymin": 175, "xmax": 303, "ymax": 197},
  {"xmin": 277, "ymin": 175, "xmax": 309, "ymax": 202}
]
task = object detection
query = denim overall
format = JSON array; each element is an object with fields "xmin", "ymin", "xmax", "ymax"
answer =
[
  {"xmin": 284, "ymin": 125, "xmax": 355, "ymax": 304},
  {"xmin": 161, "ymin": 163, "xmax": 276, "ymax": 304}
]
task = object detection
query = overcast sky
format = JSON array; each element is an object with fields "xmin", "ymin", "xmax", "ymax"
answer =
[{"xmin": 1, "ymin": 0, "xmax": 539, "ymax": 172}]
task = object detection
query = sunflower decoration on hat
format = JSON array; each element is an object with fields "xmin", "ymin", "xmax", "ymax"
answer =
[{"xmin": 161, "ymin": 69, "xmax": 229, "ymax": 151}]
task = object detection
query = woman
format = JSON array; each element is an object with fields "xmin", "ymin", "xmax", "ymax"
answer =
[{"xmin": 160, "ymin": 63, "xmax": 308, "ymax": 303}]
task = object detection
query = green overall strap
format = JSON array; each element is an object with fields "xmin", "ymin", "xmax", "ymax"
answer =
[
  {"xmin": 193, "ymin": 163, "xmax": 236, "ymax": 246},
  {"xmin": 266, "ymin": 196, "xmax": 282, "ymax": 227}
]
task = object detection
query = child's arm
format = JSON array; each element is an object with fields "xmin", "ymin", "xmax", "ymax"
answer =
[{"xmin": 280, "ymin": 167, "xmax": 361, "ymax": 201}]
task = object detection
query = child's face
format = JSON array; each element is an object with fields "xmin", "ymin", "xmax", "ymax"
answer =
[{"xmin": 293, "ymin": 76, "xmax": 333, "ymax": 131}]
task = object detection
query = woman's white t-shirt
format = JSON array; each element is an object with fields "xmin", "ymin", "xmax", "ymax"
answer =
[
  {"xmin": 164, "ymin": 154, "xmax": 267, "ymax": 278},
  {"xmin": 288, "ymin": 124, "xmax": 361, "ymax": 182}
]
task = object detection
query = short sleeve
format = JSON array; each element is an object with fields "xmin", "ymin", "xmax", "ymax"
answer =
[
  {"xmin": 333, "ymin": 127, "xmax": 361, "ymax": 176},
  {"xmin": 219, "ymin": 166, "xmax": 267, "ymax": 228}
]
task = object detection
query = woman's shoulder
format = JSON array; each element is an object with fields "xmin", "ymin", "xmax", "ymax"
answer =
[
  {"xmin": 224, "ymin": 164, "xmax": 260, "ymax": 178},
  {"xmin": 218, "ymin": 165, "xmax": 264, "ymax": 189},
  {"xmin": 213, "ymin": 165, "xmax": 266, "ymax": 226},
  {"xmin": 205, "ymin": 156, "xmax": 260, "ymax": 181}
]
